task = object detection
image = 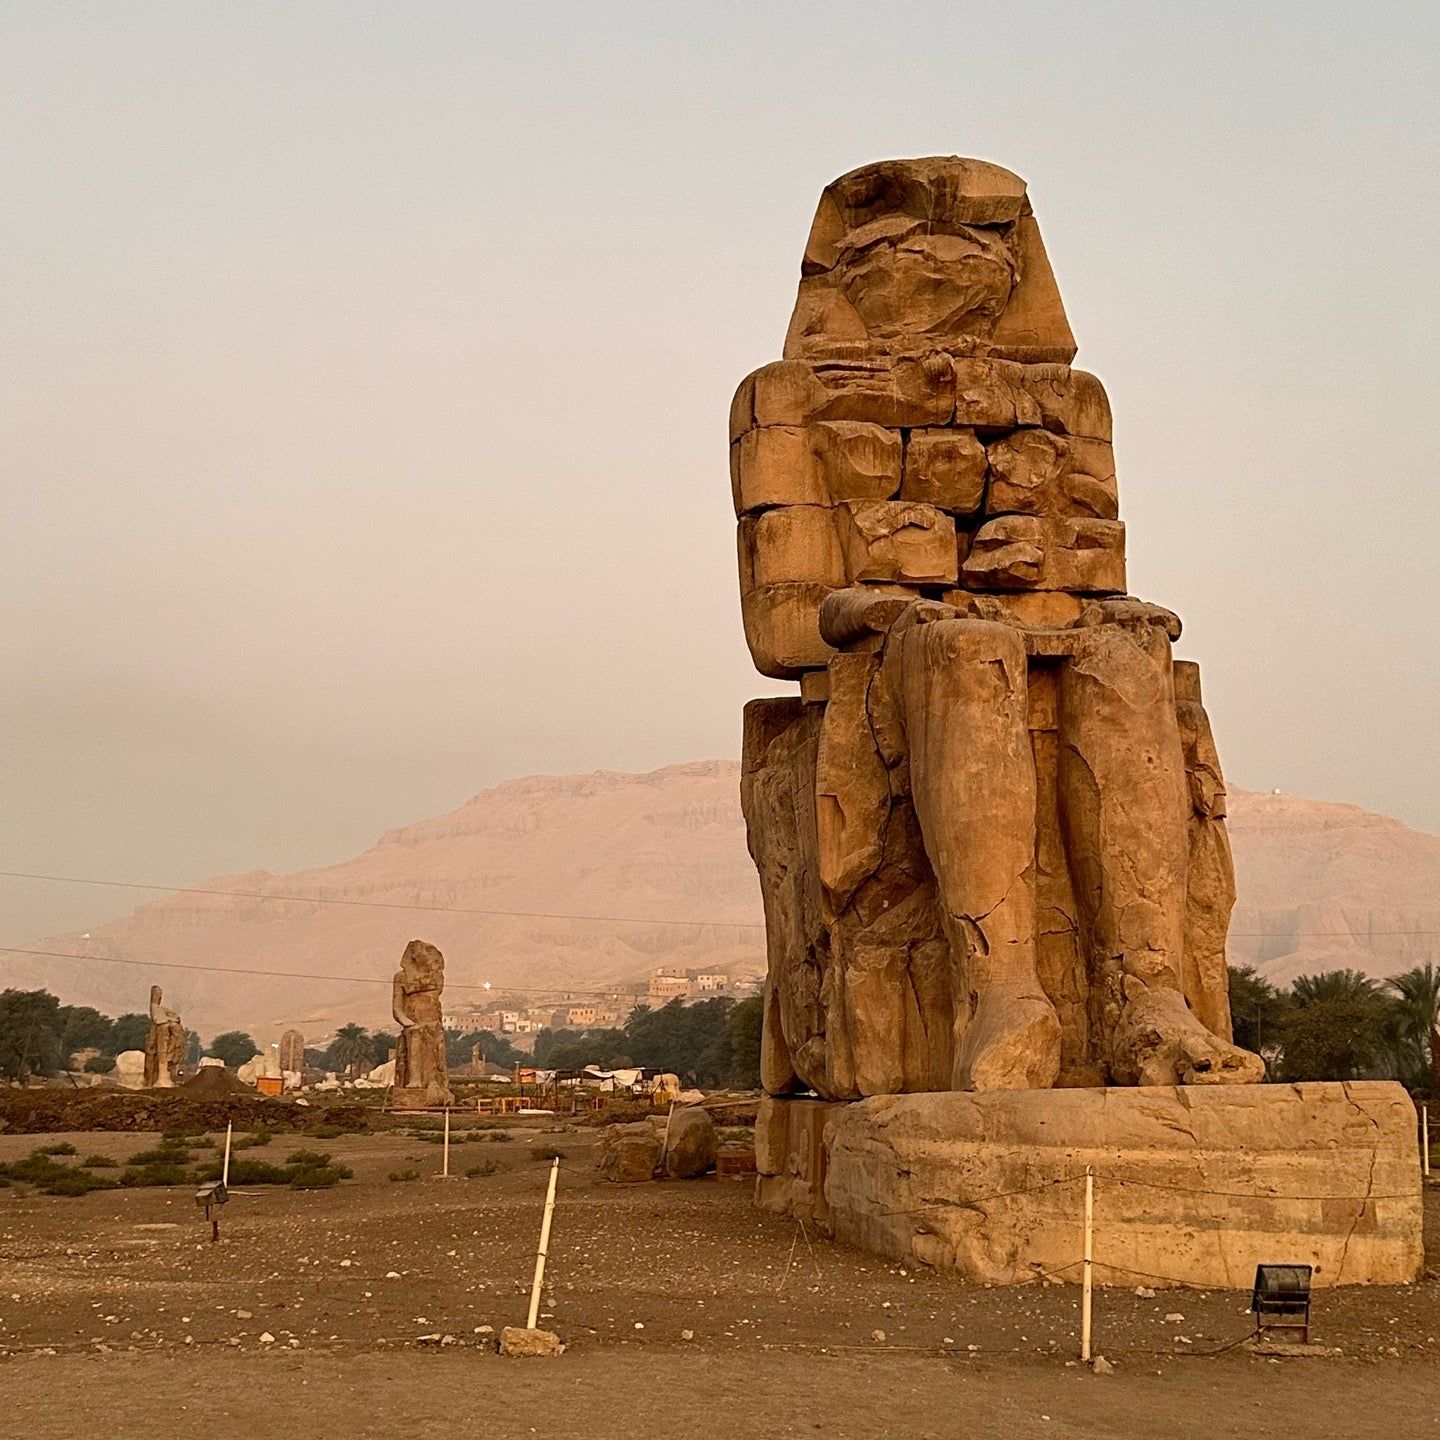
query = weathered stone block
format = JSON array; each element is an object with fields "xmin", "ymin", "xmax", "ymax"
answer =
[
  {"xmin": 952, "ymin": 358, "xmax": 1044, "ymax": 431},
  {"xmin": 985, "ymin": 429, "xmax": 1119, "ymax": 520},
  {"xmin": 750, "ymin": 356, "xmax": 955, "ymax": 429},
  {"xmin": 758, "ymin": 1084, "xmax": 1423, "ymax": 1288},
  {"xmin": 902, "ymin": 428, "xmax": 987, "ymax": 512},
  {"xmin": 739, "ymin": 507, "xmax": 845, "ymax": 591},
  {"xmin": 731, "ymin": 422, "xmax": 902, "ymax": 514},
  {"xmin": 1017, "ymin": 365, "xmax": 1113, "ymax": 441},
  {"xmin": 835, "ymin": 501, "xmax": 957, "ymax": 585},
  {"xmin": 962, "ymin": 515, "xmax": 1125, "ymax": 593},
  {"xmin": 663, "ymin": 1106, "xmax": 718, "ymax": 1179},
  {"xmin": 595, "ymin": 1121, "xmax": 663, "ymax": 1184},
  {"xmin": 740, "ymin": 582, "xmax": 832, "ymax": 678}
]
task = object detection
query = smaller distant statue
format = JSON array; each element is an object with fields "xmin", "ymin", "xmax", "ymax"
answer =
[
  {"xmin": 390, "ymin": 940, "xmax": 452, "ymax": 1106},
  {"xmin": 143, "ymin": 985, "xmax": 186, "ymax": 1088},
  {"xmin": 279, "ymin": 1028, "xmax": 305, "ymax": 1077}
]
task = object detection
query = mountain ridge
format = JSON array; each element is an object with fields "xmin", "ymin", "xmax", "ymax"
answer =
[{"xmin": 12, "ymin": 761, "xmax": 1440, "ymax": 1038}]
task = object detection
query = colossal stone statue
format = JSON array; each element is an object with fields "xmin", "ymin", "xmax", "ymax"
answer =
[
  {"xmin": 279, "ymin": 1028, "xmax": 305, "ymax": 1077},
  {"xmin": 142, "ymin": 984, "xmax": 185, "ymax": 1088},
  {"xmin": 734, "ymin": 157, "xmax": 1262, "ymax": 1098},
  {"xmin": 390, "ymin": 939, "xmax": 452, "ymax": 1107},
  {"xmin": 736, "ymin": 159, "xmax": 1422, "ymax": 1289}
]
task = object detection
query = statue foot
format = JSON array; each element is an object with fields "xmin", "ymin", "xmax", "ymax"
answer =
[
  {"xmin": 1113, "ymin": 987, "xmax": 1264, "ymax": 1086},
  {"xmin": 954, "ymin": 987, "xmax": 1062, "ymax": 1092}
]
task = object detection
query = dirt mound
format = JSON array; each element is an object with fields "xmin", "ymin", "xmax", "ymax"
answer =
[
  {"xmin": 0, "ymin": 1089, "xmax": 374, "ymax": 1136},
  {"xmin": 180, "ymin": 1065, "xmax": 253, "ymax": 1097}
]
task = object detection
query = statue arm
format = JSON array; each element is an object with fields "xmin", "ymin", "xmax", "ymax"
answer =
[{"xmin": 392, "ymin": 973, "xmax": 413, "ymax": 1029}]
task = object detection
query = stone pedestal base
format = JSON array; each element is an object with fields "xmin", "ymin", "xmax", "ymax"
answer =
[
  {"xmin": 390, "ymin": 1085, "xmax": 450, "ymax": 1109},
  {"xmin": 756, "ymin": 1083, "xmax": 1422, "ymax": 1288}
]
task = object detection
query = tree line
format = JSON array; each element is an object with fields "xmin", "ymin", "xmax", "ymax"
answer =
[
  {"xmin": 1228, "ymin": 962, "xmax": 1440, "ymax": 1090},
  {"xmin": 533, "ymin": 996, "xmax": 763, "ymax": 1088},
  {"xmin": 6, "ymin": 964, "xmax": 1438, "ymax": 1094}
]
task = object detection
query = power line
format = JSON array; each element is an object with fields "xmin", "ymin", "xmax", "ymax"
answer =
[
  {"xmin": 0, "ymin": 945, "xmax": 703, "ymax": 1002},
  {"xmin": 0, "ymin": 869, "xmax": 764, "ymax": 932},
  {"xmin": 3, "ymin": 867, "xmax": 1440, "ymax": 939}
]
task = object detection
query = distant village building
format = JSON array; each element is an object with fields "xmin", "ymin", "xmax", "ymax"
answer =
[
  {"xmin": 694, "ymin": 971, "xmax": 728, "ymax": 994},
  {"xmin": 649, "ymin": 971, "xmax": 693, "ymax": 1002}
]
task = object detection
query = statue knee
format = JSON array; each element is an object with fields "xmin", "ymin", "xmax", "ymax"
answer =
[{"xmin": 913, "ymin": 616, "xmax": 1027, "ymax": 677}]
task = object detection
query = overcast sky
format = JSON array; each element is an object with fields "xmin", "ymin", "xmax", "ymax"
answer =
[{"xmin": 2, "ymin": 1, "xmax": 1437, "ymax": 946}]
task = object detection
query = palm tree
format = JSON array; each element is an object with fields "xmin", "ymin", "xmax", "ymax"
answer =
[
  {"xmin": 1383, "ymin": 963, "xmax": 1440, "ymax": 1099},
  {"xmin": 329, "ymin": 1023, "xmax": 373, "ymax": 1079},
  {"xmin": 1290, "ymin": 968, "xmax": 1378, "ymax": 1005},
  {"xmin": 1278, "ymin": 969, "xmax": 1386, "ymax": 1082}
]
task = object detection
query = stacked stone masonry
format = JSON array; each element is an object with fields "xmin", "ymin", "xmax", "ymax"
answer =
[{"xmin": 732, "ymin": 155, "xmax": 1421, "ymax": 1286}]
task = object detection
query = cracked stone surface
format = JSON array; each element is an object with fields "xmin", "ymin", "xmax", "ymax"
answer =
[{"xmin": 757, "ymin": 1084, "xmax": 1424, "ymax": 1287}]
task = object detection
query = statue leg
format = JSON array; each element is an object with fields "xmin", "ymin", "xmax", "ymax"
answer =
[
  {"xmin": 1058, "ymin": 624, "xmax": 1262, "ymax": 1085},
  {"xmin": 896, "ymin": 616, "xmax": 1061, "ymax": 1091}
]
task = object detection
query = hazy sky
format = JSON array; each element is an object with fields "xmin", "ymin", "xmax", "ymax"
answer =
[{"xmin": 3, "ymin": 1, "xmax": 1437, "ymax": 945}]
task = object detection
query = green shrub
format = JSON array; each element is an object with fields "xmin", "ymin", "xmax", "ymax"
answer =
[
  {"xmin": 289, "ymin": 1162, "xmax": 351, "ymax": 1190},
  {"xmin": 82, "ymin": 1154, "xmax": 119, "ymax": 1169},
  {"xmin": 128, "ymin": 1143, "xmax": 194, "ymax": 1165},
  {"xmin": 197, "ymin": 1158, "xmax": 288, "ymax": 1185},
  {"xmin": 304, "ymin": 1123, "xmax": 343, "ymax": 1140},
  {"xmin": 4, "ymin": 1152, "xmax": 78, "ymax": 1186},
  {"xmin": 486, "ymin": 1131, "xmax": 509, "ymax": 1143},
  {"xmin": 465, "ymin": 1160, "xmax": 501, "ymax": 1179},
  {"xmin": 40, "ymin": 1170, "xmax": 118, "ymax": 1197},
  {"xmin": 38, "ymin": 1142, "xmax": 78, "ymax": 1156},
  {"xmin": 529, "ymin": 1145, "xmax": 567, "ymax": 1161},
  {"xmin": 388, "ymin": 1168, "xmax": 420, "ymax": 1183},
  {"xmin": 233, "ymin": 1129, "xmax": 273, "ymax": 1150},
  {"xmin": 121, "ymin": 1162, "xmax": 194, "ymax": 1187},
  {"xmin": 0, "ymin": 1150, "xmax": 121, "ymax": 1196},
  {"xmin": 194, "ymin": 1155, "xmax": 352, "ymax": 1188}
]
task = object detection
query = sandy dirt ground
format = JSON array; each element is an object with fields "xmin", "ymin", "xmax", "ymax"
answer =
[{"xmin": 2, "ymin": 1120, "xmax": 1438, "ymax": 1439}]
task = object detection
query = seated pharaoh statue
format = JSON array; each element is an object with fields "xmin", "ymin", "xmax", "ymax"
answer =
[{"xmin": 733, "ymin": 157, "xmax": 1264, "ymax": 1097}]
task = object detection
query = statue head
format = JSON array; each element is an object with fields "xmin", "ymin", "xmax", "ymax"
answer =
[
  {"xmin": 398, "ymin": 938, "xmax": 445, "ymax": 990},
  {"xmin": 785, "ymin": 157, "xmax": 1075, "ymax": 366}
]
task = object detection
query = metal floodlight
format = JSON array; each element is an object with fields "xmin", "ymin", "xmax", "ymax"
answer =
[{"xmin": 1250, "ymin": 1264, "xmax": 1313, "ymax": 1344}]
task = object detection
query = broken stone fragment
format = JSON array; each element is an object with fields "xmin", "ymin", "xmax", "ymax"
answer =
[
  {"xmin": 499, "ymin": 1327, "xmax": 564, "ymax": 1357},
  {"xmin": 662, "ymin": 1107, "xmax": 718, "ymax": 1179},
  {"xmin": 594, "ymin": 1122, "xmax": 663, "ymax": 1184}
]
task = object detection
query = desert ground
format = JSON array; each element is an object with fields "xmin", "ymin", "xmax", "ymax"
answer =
[{"xmin": 2, "ymin": 1109, "xmax": 1438, "ymax": 1440}]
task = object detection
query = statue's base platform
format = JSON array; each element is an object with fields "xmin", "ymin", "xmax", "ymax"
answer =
[
  {"xmin": 756, "ymin": 1083, "xmax": 1422, "ymax": 1288},
  {"xmin": 389, "ymin": 1085, "xmax": 452, "ymax": 1109}
]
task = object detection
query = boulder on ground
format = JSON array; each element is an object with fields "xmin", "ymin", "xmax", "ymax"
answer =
[
  {"xmin": 595, "ymin": 1121, "xmax": 663, "ymax": 1183},
  {"xmin": 113, "ymin": 1051, "xmax": 146, "ymax": 1090},
  {"xmin": 500, "ymin": 1326, "xmax": 564, "ymax": 1357},
  {"xmin": 664, "ymin": 1105, "xmax": 718, "ymax": 1178}
]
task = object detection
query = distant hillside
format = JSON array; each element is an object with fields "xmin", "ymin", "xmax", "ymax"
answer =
[
  {"xmin": 12, "ymin": 761, "xmax": 764, "ymax": 1039},
  {"xmin": 13, "ymin": 763, "xmax": 1440, "ymax": 1041},
  {"xmin": 1227, "ymin": 789, "xmax": 1440, "ymax": 985}
]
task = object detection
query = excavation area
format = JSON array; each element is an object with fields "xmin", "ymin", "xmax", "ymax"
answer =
[{"xmin": 2, "ymin": 1106, "xmax": 1438, "ymax": 1440}]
